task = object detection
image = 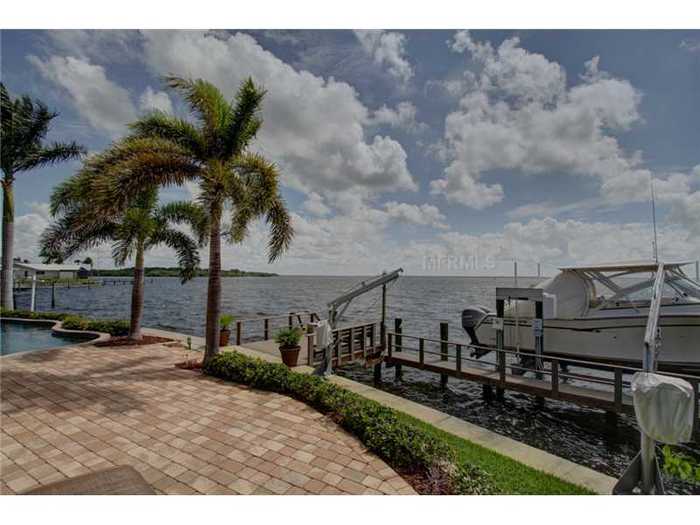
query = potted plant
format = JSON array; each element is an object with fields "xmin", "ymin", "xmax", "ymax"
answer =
[
  {"xmin": 274, "ymin": 326, "xmax": 303, "ymax": 367},
  {"xmin": 219, "ymin": 314, "xmax": 234, "ymax": 346}
]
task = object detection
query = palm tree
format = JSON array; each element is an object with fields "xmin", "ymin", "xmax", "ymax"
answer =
[
  {"xmin": 1, "ymin": 83, "xmax": 85, "ymax": 309},
  {"xmin": 41, "ymin": 177, "xmax": 208, "ymax": 341},
  {"xmin": 84, "ymin": 77, "xmax": 293, "ymax": 362}
]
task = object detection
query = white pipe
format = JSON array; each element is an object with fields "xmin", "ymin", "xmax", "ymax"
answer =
[{"xmin": 30, "ymin": 274, "xmax": 37, "ymax": 312}]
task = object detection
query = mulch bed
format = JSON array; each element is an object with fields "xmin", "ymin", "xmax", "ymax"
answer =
[{"xmin": 95, "ymin": 335, "xmax": 173, "ymax": 347}]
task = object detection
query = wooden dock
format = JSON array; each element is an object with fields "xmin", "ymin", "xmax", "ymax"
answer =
[
  {"xmin": 230, "ymin": 312, "xmax": 699, "ymax": 439},
  {"xmin": 382, "ymin": 323, "xmax": 700, "ymax": 439}
]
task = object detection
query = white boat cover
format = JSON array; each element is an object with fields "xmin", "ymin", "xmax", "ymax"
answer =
[
  {"xmin": 540, "ymin": 271, "xmax": 591, "ymax": 318},
  {"xmin": 631, "ymin": 372, "xmax": 695, "ymax": 444}
]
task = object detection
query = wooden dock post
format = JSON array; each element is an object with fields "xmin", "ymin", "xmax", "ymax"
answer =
[
  {"xmin": 236, "ymin": 321, "xmax": 242, "ymax": 345},
  {"xmin": 51, "ymin": 281, "xmax": 56, "ymax": 309},
  {"xmin": 440, "ymin": 322, "xmax": 449, "ymax": 389},
  {"xmin": 482, "ymin": 384, "xmax": 494, "ymax": 401},
  {"xmin": 394, "ymin": 318, "xmax": 403, "ymax": 381},
  {"xmin": 264, "ymin": 318, "xmax": 269, "ymax": 340}
]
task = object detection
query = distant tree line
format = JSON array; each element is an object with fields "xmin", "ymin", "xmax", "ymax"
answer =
[{"xmin": 92, "ymin": 267, "xmax": 277, "ymax": 278}]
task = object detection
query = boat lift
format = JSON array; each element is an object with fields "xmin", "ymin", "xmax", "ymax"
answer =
[{"xmin": 315, "ymin": 268, "xmax": 403, "ymax": 376}]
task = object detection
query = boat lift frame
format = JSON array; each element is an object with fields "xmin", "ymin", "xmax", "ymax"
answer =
[
  {"xmin": 613, "ymin": 263, "xmax": 666, "ymax": 495},
  {"xmin": 316, "ymin": 268, "xmax": 403, "ymax": 376}
]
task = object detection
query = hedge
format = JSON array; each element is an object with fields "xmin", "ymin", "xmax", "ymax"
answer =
[
  {"xmin": 1, "ymin": 309, "xmax": 129, "ymax": 337},
  {"xmin": 204, "ymin": 351, "xmax": 496, "ymax": 494}
]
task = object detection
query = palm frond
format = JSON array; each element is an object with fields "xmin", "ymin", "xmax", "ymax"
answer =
[
  {"xmin": 86, "ymin": 137, "xmax": 202, "ymax": 210},
  {"xmin": 155, "ymin": 201, "xmax": 210, "ymax": 246},
  {"xmin": 40, "ymin": 212, "xmax": 119, "ymax": 262},
  {"xmin": 129, "ymin": 111, "xmax": 205, "ymax": 159},
  {"xmin": 16, "ymin": 141, "xmax": 85, "ymax": 172},
  {"xmin": 265, "ymin": 197, "xmax": 294, "ymax": 263},
  {"xmin": 164, "ymin": 76, "xmax": 230, "ymax": 137},
  {"xmin": 147, "ymin": 227, "xmax": 201, "ymax": 282},
  {"xmin": 222, "ymin": 78, "xmax": 265, "ymax": 159}
]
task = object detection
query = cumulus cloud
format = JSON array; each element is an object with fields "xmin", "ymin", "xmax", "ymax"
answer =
[
  {"xmin": 28, "ymin": 55, "xmax": 137, "ymax": 137},
  {"xmin": 140, "ymin": 30, "xmax": 416, "ymax": 198},
  {"xmin": 369, "ymin": 101, "xmax": 426, "ymax": 133},
  {"xmin": 302, "ymin": 192, "xmax": 331, "ymax": 217},
  {"xmin": 384, "ymin": 201, "xmax": 448, "ymax": 229},
  {"xmin": 44, "ymin": 30, "xmax": 141, "ymax": 64},
  {"xmin": 354, "ymin": 30, "xmax": 414, "ymax": 85},
  {"xmin": 432, "ymin": 31, "xmax": 650, "ymax": 209},
  {"xmin": 138, "ymin": 86, "xmax": 173, "ymax": 114}
]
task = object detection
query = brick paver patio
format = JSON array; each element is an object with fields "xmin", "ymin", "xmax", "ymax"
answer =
[{"xmin": 0, "ymin": 343, "xmax": 415, "ymax": 495}]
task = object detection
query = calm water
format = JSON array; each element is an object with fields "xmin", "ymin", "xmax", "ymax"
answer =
[
  {"xmin": 13, "ymin": 275, "xmax": 699, "ymax": 493},
  {"xmin": 0, "ymin": 319, "xmax": 91, "ymax": 355}
]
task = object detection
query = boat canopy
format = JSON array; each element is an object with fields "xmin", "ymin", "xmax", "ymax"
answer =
[{"xmin": 558, "ymin": 260, "xmax": 695, "ymax": 272}]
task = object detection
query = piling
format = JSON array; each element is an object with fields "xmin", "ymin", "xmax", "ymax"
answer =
[
  {"xmin": 440, "ymin": 322, "xmax": 449, "ymax": 389},
  {"xmin": 394, "ymin": 318, "xmax": 403, "ymax": 381}
]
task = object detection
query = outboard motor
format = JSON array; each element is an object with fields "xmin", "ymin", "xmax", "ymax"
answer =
[{"xmin": 461, "ymin": 306, "xmax": 491, "ymax": 358}]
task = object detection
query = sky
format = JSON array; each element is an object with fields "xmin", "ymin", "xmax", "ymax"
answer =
[{"xmin": 1, "ymin": 29, "xmax": 699, "ymax": 276}]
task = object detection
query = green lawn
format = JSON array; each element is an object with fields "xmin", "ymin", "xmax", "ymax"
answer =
[{"xmin": 396, "ymin": 412, "xmax": 595, "ymax": 495}]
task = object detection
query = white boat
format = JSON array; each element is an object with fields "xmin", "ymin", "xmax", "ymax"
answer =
[{"xmin": 462, "ymin": 261, "xmax": 700, "ymax": 374}]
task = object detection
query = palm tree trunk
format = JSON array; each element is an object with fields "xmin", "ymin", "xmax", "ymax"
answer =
[
  {"xmin": 1, "ymin": 178, "xmax": 15, "ymax": 310},
  {"xmin": 129, "ymin": 242, "xmax": 145, "ymax": 340},
  {"xmin": 204, "ymin": 203, "xmax": 222, "ymax": 363}
]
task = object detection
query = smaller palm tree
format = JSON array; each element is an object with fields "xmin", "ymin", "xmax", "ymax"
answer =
[
  {"xmin": 1, "ymin": 83, "xmax": 85, "ymax": 309},
  {"xmin": 41, "ymin": 181, "xmax": 208, "ymax": 340}
]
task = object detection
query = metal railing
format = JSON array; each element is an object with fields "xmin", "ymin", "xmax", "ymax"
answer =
[{"xmin": 233, "ymin": 311, "xmax": 318, "ymax": 345}]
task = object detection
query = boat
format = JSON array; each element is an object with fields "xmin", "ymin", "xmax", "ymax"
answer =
[{"xmin": 462, "ymin": 261, "xmax": 700, "ymax": 375}]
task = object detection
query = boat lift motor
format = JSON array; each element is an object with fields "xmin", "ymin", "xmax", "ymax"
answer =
[{"xmin": 314, "ymin": 268, "xmax": 403, "ymax": 376}]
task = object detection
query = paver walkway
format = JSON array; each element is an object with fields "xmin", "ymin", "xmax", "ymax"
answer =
[{"xmin": 0, "ymin": 343, "xmax": 415, "ymax": 495}]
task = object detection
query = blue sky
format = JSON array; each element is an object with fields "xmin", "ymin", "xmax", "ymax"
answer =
[{"xmin": 2, "ymin": 29, "xmax": 699, "ymax": 275}]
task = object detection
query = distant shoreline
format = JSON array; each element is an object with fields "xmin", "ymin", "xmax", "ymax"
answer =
[{"xmin": 92, "ymin": 267, "xmax": 277, "ymax": 278}]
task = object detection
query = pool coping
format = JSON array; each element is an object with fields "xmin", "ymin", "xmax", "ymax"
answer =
[{"xmin": 0, "ymin": 317, "xmax": 111, "ymax": 359}]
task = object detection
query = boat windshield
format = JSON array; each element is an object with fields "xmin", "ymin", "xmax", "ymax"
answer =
[{"xmin": 581, "ymin": 266, "xmax": 700, "ymax": 308}]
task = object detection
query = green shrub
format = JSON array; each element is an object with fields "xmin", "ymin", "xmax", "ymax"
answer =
[
  {"xmin": 61, "ymin": 314, "xmax": 91, "ymax": 331},
  {"xmin": 1, "ymin": 308, "xmax": 70, "ymax": 321},
  {"xmin": 1, "ymin": 309, "xmax": 128, "ymax": 336},
  {"xmin": 219, "ymin": 314, "xmax": 235, "ymax": 330},
  {"xmin": 204, "ymin": 351, "xmax": 495, "ymax": 494},
  {"xmin": 273, "ymin": 326, "xmax": 303, "ymax": 348},
  {"xmin": 86, "ymin": 319, "xmax": 130, "ymax": 337},
  {"xmin": 662, "ymin": 445, "xmax": 700, "ymax": 484}
]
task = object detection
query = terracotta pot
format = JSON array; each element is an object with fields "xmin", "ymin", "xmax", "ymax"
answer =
[
  {"xmin": 219, "ymin": 328, "xmax": 231, "ymax": 347},
  {"xmin": 279, "ymin": 345, "xmax": 301, "ymax": 367}
]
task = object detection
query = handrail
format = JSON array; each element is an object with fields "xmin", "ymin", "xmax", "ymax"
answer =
[{"xmin": 235, "ymin": 311, "xmax": 314, "ymax": 323}]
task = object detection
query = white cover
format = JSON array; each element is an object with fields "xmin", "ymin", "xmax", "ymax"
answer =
[
  {"xmin": 541, "ymin": 271, "xmax": 591, "ymax": 318},
  {"xmin": 631, "ymin": 372, "xmax": 695, "ymax": 444},
  {"xmin": 314, "ymin": 320, "xmax": 332, "ymax": 350}
]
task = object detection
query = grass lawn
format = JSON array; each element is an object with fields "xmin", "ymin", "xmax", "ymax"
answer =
[{"xmin": 396, "ymin": 412, "xmax": 595, "ymax": 495}]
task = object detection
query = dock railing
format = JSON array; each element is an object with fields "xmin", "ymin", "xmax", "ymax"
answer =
[
  {"xmin": 384, "ymin": 329, "xmax": 699, "ymax": 437},
  {"xmin": 233, "ymin": 311, "xmax": 318, "ymax": 345},
  {"xmin": 304, "ymin": 321, "xmax": 382, "ymax": 367}
]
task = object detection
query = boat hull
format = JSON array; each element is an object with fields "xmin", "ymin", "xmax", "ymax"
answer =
[{"xmin": 474, "ymin": 313, "xmax": 700, "ymax": 374}]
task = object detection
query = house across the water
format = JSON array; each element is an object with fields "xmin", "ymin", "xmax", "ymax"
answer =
[{"xmin": 13, "ymin": 261, "xmax": 89, "ymax": 280}]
